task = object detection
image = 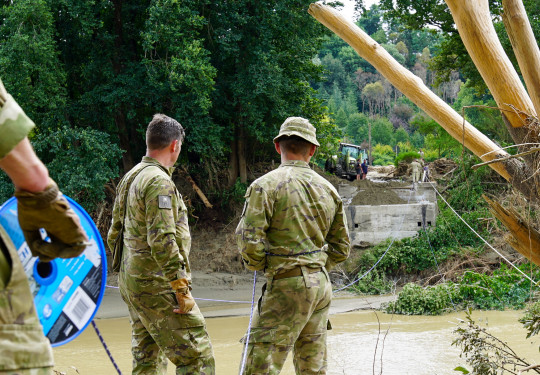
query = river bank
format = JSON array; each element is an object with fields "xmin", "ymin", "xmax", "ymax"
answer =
[{"xmin": 97, "ymin": 270, "xmax": 396, "ymax": 319}]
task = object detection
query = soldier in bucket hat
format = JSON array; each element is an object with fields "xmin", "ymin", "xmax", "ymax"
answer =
[{"xmin": 236, "ymin": 116, "xmax": 350, "ymax": 374}]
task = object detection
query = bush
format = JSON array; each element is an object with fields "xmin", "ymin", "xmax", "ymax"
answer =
[
  {"xmin": 394, "ymin": 151, "xmax": 421, "ymax": 167},
  {"xmin": 351, "ymin": 270, "xmax": 393, "ymax": 295},
  {"xmin": 383, "ymin": 264, "xmax": 540, "ymax": 315},
  {"xmin": 385, "ymin": 282, "xmax": 461, "ymax": 315}
]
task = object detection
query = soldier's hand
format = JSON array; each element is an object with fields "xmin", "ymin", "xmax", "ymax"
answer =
[
  {"xmin": 15, "ymin": 179, "xmax": 89, "ymax": 261},
  {"xmin": 170, "ymin": 277, "xmax": 195, "ymax": 314}
]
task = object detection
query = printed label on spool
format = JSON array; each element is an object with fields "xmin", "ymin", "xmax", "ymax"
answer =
[{"xmin": 0, "ymin": 196, "xmax": 107, "ymax": 347}]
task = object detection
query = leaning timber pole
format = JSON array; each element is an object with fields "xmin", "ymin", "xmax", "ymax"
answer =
[
  {"xmin": 307, "ymin": 3, "xmax": 511, "ymax": 181},
  {"xmin": 444, "ymin": 0, "xmax": 536, "ymax": 128}
]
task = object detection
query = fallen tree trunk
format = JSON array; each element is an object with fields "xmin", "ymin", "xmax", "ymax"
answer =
[
  {"xmin": 484, "ymin": 195, "xmax": 540, "ymax": 265},
  {"xmin": 444, "ymin": 0, "xmax": 536, "ymax": 128},
  {"xmin": 307, "ymin": 3, "xmax": 510, "ymax": 180},
  {"xmin": 502, "ymin": 0, "xmax": 540, "ymax": 118},
  {"xmin": 181, "ymin": 167, "xmax": 213, "ymax": 209}
]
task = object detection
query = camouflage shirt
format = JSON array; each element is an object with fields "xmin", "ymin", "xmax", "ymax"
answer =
[
  {"xmin": 107, "ymin": 156, "xmax": 190, "ymax": 294},
  {"xmin": 236, "ymin": 160, "xmax": 350, "ymax": 276}
]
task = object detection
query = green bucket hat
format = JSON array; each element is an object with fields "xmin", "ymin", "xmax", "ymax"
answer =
[{"xmin": 273, "ymin": 117, "xmax": 320, "ymax": 146}]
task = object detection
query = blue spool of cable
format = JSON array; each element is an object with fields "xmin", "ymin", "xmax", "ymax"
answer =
[{"xmin": 0, "ymin": 196, "xmax": 107, "ymax": 347}]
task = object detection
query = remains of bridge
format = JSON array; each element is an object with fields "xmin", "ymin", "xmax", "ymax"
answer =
[{"xmin": 339, "ymin": 182, "xmax": 438, "ymax": 246}]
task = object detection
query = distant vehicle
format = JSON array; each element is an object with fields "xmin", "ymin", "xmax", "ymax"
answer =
[{"xmin": 325, "ymin": 142, "xmax": 368, "ymax": 181}]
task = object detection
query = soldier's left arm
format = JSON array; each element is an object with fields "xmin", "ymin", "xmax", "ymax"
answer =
[
  {"xmin": 235, "ymin": 184, "xmax": 273, "ymax": 271},
  {"xmin": 175, "ymin": 194, "xmax": 191, "ymax": 276},
  {"xmin": 324, "ymin": 198, "xmax": 351, "ymax": 271},
  {"xmin": 146, "ymin": 177, "xmax": 186, "ymax": 281}
]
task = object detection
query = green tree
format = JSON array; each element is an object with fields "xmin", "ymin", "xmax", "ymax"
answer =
[
  {"xmin": 0, "ymin": 0, "xmax": 67, "ymax": 130},
  {"xmin": 395, "ymin": 127, "xmax": 410, "ymax": 144},
  {"xmin": 371, "ymin": 143, "xmax": 395, "ymax": 165},
  {"xmin": 204, "ymin": 0, "xmax": 330, "ymax": 185},
  {"xmin": 346, "ymin": 112, "xmax": 369, "ymax": 144},
  {"xmin": 371, "ymin": 116, "xmax": 395, "ymax": 146}
]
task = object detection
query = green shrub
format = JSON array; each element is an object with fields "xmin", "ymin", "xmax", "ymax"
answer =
[
  {"xmin": 351, "ymin": 270, "xmax": 393, "ymax": 295},
  {"xmin": 394, "ymin": 151, "xmax": 421, "ymax": 167},
  {"xmin": 383, "ymin": 264, "xmax": 540, "ymax": 315},
  {"xmin": 385, "ymin": 282, "xmax": 461, "ymax": 315}
]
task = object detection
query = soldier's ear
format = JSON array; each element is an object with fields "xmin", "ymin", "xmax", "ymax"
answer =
[{"xmin": 275, "ymin": 141, "xmax": 282, "ymax": 155}]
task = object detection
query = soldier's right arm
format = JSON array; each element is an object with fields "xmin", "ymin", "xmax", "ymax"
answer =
[
  {"xmin": 145, "ymin": 176, "xmax": 187, "ymax": 281},
  {"xmin": 235, "ymin": 184, "xmax": 273, "ymax": 271}
]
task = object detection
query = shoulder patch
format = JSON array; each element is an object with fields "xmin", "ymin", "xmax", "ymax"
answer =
[{"xmin": 158, "ymin": 195, "xmax": 173, "ymax": 209}]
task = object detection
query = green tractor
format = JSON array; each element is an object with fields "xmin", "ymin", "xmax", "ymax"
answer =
[{"xmin": 325, "ymin": 142, "xmax": 368, "ymax": 181}]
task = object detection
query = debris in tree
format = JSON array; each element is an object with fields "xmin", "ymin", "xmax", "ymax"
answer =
[{"xmin": 484, "ymin": 195, "xmax": 540, "ymax": 265}]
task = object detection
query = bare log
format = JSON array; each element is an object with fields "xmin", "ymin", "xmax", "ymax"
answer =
[
  {"xmin": 502, "ymin": 0, "xmax": 540, "ymax": 119},
  {"xmin": 181, "ymin": 167, "xmax": 214, "ymax": 209},
  {"xmin": 484, "ymin": 195, "xmax": 540, "ymax": 265},
  {"xmin": 307, "ymin": 3, "xmax": 511, "ymax": 180},
  {"xmin": 444, "ymin": 0, "xmax": 536, "ymax": 128}
]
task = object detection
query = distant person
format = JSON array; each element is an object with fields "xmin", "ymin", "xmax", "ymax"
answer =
[
  {"xmin": 236, "ymin": 116, "xmax": 350, "ymax": 374},
  {"xmin": 411, "ymin": 158, "xmax": 422, "ymax": 188},
  {"xmin": 361, "ymin": 159, "xmax": 368, "ymax": 180},
  {"xmin": 355, "ymin": 158, "xmax": 362, "ymax": 180},
  {"xmin": 107, "ymin": 114, "xmax": 215, "ymax": 374},
  {"xmin": 418, "ymin": 148, "xmax": 425, "ymax": 158},
  {"xmin": 422, "ymin": 159, "xmax": 430, "ymax": 182},
  {"xmin": 0, "ymin": 78, "xmax": 88, "ymax": 374}
]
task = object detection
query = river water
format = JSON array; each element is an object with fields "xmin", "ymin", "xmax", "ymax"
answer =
[{"xmin": 53, "ymin": 308, "xmax": 539, "ymax": 375}]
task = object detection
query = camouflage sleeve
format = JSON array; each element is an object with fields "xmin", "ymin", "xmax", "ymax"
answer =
[
  {"xmin": 175, "ymin": 195, "xmax": 192, "ymax": 277},
  {"xmin": 145, "ymin": 176, "xmax": 186, "ymax": 281},
  {"xmin": 106, "ymin": 194, "xmax": 122, "ymax": 253},
  {"xmin": 106, "ymin": 179, "xmax": 126, "ymax": 253},
  {"xmin": 0, "ymin": 92, "xmax": 35, "ymax": 160},
  {"xmin": 325, "ymin": 198, "xmax": 350, "ymax": 271},
  {"xmin": 235, "ymin": 184, "xmax": 273, "ymax": 271}
]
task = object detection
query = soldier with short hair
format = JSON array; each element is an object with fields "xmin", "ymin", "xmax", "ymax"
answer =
[
  {"xmin": 0, "ymin": 78, "xmax": 88, "ymax": 374},
  {"xmin": 236, "ymin": 116, "xmax": 351, "ymax": 374},
  {"xmin": 107, "ymin": 114, "xmax": 215, "ymax": 375}
]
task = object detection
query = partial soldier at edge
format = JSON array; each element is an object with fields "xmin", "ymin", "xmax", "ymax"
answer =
[{"xmin": 0, "ymin": 78, "xmax": 88, "ymax": 375}]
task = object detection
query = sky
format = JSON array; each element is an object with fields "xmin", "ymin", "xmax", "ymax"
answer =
[{"xmin": 341, "ymin": 0, "xmax": 380, "ymax": 22}]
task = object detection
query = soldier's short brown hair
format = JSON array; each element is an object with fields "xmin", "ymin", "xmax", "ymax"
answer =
[
  {"xmin": 277, "ymin": 135, "xmax": 312, "ymax": 156},
  {"xmin": 146, "ymin": 114, "xmax": 185, "ymax": 150}
]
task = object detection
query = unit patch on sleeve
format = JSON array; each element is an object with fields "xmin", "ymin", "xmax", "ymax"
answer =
[{"xmin": 158, "ymin": 195, "xmax": 172, "ymax": 209}]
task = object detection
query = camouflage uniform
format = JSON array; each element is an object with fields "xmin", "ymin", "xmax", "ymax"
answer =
[
  {"xmin": 107, "ymin": 156, "xmax": 214, "ymax": 375},
  {"xmin": 0, "ymin": 95, "xmax": 54, "ymax": 374},
  {"xmin": 236, "ymin": 117, "xmax": 350, "ymax": 375},
  {"xmin": 411, "ymin": 160, "xmax": 422, "ymax": 183}
]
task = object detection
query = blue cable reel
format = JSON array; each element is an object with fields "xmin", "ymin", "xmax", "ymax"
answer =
[{"xmin": 0, "ymin": 196, "xmax": 107, "ymax": 347}]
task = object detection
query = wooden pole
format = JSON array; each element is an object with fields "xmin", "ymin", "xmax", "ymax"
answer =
[
  {"xmin": 444, "ymin": 0, "xmax": 536, "ymax": 127},
  {"xmin": 502, "ymin": 0, "xmax": 540, "ymax": 118},
  {"xmin": 307, "ymin": 3, "xmax": 511, "ymax": 180}
]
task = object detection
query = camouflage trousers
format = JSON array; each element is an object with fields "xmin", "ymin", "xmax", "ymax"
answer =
[
  {"xmin": 242, "ymin": 269, "xmax": 332, "ymax": 375},
  {"xmin": 0, "ymin": 369, "xmax": 52, "ymax": 375},
  {"xmin": 121, "ymin": 289, "xmax": 215, "ymax": 375}
]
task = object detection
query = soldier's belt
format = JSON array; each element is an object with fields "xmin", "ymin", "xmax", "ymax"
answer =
[{"xmin": 273, "ymin": 266, "xmax": 322, "ymax": 280}]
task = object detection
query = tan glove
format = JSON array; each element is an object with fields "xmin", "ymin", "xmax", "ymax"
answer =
[
  {"xmin": 15, "ymin": 179, "xmax": 88, "ymax": 262},
  {"xmin": 170, "ymin": 277, "xmax": 195, "ymax": 314}
]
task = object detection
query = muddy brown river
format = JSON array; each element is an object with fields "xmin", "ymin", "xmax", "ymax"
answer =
[{"xmin": 53, "ymin": 309, "xmax": 539, "ymax": 375}]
